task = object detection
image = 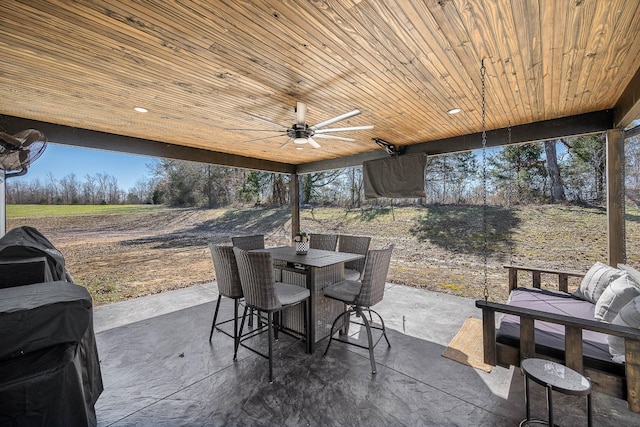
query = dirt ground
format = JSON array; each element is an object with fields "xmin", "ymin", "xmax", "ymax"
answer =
[{"xmin": 8, "ymin": 205, "xmax": 633, "ymax": 306}]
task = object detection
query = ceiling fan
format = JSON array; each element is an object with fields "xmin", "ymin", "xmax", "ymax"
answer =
[
  {"xmin": 0, "ymin": 129, "xmax": 47, "ymax": 176},
  {"xmin": 236, "ymin": 102, "xmax": 374, "ymax": 149}
]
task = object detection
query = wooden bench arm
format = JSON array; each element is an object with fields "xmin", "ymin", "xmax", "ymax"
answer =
[
  {"xmin": 476, "ymin": 299, "xmax": 640, "ymax": 412},
  {"xmin": 503, "ymin": 264, "xmax": 585, "ymax": 293}
]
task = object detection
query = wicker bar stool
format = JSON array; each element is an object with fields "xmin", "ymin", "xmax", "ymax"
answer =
[
  {"xmin": 231, "ymin": 235, "xmax": 266, "ymax": 326},
  {"xmin": 233, "ymin": 247, "xmax": 310, "ymax": 382},
  {"xmin": 338, "ymin": 235, "xmax": 371, "ymax": 281},
  {"xmin": 323, "ymin": 245, "xmax": 393, "ymax": 374},
  {"xmin": 231, "ymin": 234, "xmax": 265, "ymax": 250},
  {"xmin": 309, "ymin": 234, "xmax": 338, "ymax": 251},
  {"xmin": 208, "ymin": 244, "xmax": 245, "ymax": 360}
]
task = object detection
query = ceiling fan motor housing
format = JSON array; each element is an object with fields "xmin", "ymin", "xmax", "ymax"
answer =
[{"xmin": 288, "ymin": 124, "xmax": 314, "ymax": 143}]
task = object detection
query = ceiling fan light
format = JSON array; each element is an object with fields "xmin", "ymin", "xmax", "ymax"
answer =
[{"xmin": 294, "ymin": 137, "xmax": 307, "ymax": 144}]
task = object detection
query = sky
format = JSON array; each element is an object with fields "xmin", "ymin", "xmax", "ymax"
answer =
[{"xmin": 9, "ymin": 143, "xmax": 157, "ymax": 192}]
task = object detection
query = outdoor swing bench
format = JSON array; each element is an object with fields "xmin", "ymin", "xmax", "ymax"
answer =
[{"xmin": 475, "ymin": 263, "xmax": 640, "ymax": 413}]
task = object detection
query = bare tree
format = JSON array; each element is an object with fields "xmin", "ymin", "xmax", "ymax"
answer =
[
  {"xmin": 45, "ymin": 172, "xmax": 59, "ymax": 204},
  {"xmin": 544, "ymin": 140, "xmax": 566, "ymax": 203},
  {"xmin": 83, "ymin": 174, "xmax": 98, "ymax": 204}
]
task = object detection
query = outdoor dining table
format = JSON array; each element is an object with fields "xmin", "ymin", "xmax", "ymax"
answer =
[{"xmin": 260, "ymin": 246, "xmax": 364, "ymax": 353}]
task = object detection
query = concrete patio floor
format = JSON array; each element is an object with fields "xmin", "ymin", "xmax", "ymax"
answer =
[{"xmin": 92, "ymin": 282, "xmax": 640, "ymax": 426}]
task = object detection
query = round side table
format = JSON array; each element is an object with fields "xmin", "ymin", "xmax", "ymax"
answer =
[{"xmin": 520, "ymin": 358, "xmax": 592, "ymax": 427}]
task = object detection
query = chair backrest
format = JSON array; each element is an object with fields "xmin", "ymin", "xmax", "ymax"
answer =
[
  {"xmin": 355, "ymin": 245, "xmax": 394, "ymax": 307},
  {"xmin": 309, "ymin": 234, "xmax": 338, "ymax": 251},
  {"xmin": 338, "ymin": 235, "xmax": 371, "ymax": 273},
  {"xmin": 209, "ymin": 244, "xmax": 243, "ymax": 299},
  {"xmin": 231, "ymin": 234, "xmax": 265, "ymax": 250},
  {"xmin": 232, "ymin": 247, "xmax": 281, "ymax": 311}
]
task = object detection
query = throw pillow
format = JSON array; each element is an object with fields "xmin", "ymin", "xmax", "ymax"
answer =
[
  {"xmin": 617, "ymin": 263, "xmax": 640, "ymax": 286},
  {"xmin": 594, "ymin": 273, "xmax": 640, "ymax": 322},
  {"xmin": 573, "ymin": 262, "xmax": 624, "ymax": 304},
  {"xmin": 608, "ymin": 296, "xmax": 640, "ymax": 363}
]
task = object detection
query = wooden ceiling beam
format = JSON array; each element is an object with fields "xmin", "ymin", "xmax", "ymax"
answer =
[
  {"xmin": 0, "ymin": 110, "xmax": 615, "ymax": 176},
  {"xmin": 0, "ymin": 115, "xmax": 295, "ymax": 175},
  {"xmin": 298, "ymin": 110, "xmax": 614, "ymax": 174},
  {"xmin": 614, "ymin": 65, "xmax": 640, "ymax": 129}
]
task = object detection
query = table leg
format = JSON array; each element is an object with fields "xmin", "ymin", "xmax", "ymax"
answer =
[
  {"xmin": 524, "ymin": 374, "xmax": 531, "ymax": 422},
  {"xmin": 587, "ymin": 392, "xmax": 592, "ymax": 427},
  {"xmin": 547, "ymin": 384, "xmax": 553, "ymax": 427}
]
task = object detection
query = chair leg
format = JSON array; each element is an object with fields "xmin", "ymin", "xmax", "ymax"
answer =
[
  {"xmin": 236, "ymin": 305, "xmax": 249, "ymax": 359},
  {"xmin": 370, "ymin": 309, "xmax": 391, "ymax": 348},
  {"xmin": 233, "ymin": 299, "xmax": 240, "ymax": 359},
  {"xmin": 305, "ymin": 299, "xmax": 311, "ymax": 354},
  {"xmin": 358, "ymin": 306, "xmax": 377, "ymax": 374},
  {"xmin": 324, "ymin": 309, "xmax": 352, "ymax": 357},
  {"xmin": 274, "ymin": 311, "xmax": 280, "ymax": 341},
  {"xmin": 209, "ymin": 295, "xmax": 222, "ymax": 341},
  {"xmin": 249, "ymin": 307, "xmax": 254, "ymax": 327},
  {"xmin": 268, "ymin": 311, "xmax": 274, "ymax": 383}
]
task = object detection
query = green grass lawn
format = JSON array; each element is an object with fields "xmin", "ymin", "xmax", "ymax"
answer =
[{"xmin": 6, "ymin": 204, "xmax": 166, "ymax": 218}]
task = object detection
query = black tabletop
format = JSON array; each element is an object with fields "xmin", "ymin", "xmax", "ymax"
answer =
[{"xmin": 261, "ymin": 246, "xmax": 364, "ymax": 268}]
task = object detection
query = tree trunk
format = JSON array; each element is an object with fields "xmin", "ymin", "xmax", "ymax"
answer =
[{"xmin": 544, "ymin": 140, "xmax": 566, "ymax": 203}]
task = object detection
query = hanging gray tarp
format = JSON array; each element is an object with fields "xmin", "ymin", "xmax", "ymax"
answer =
[{"xmin": 363, "ymin": 152, "xmax": 427, "ymax": 199}]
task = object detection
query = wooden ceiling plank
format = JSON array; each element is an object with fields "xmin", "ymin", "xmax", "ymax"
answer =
[
  {"xmin": 275, "ymin": 2, "xmax": 435, "ymax": 119},
  {"xmin": 564, "ymin": 0, "xmax": 603, "ymax": 115},
  {"xmin": 454, "ymin": 0, "xmax": 515, "ymax": 130},
  {"xmin": 555, "ymin": 1, "xmax": 596, "ymax": 116},
  {"xmin": 420, "ymin": 1, "xmax": 491, "ymax": 128},
  {"xmin": 385, "ymin": 1, "xmax": 483, "ymax": 131},
  {"xmin": 492, "ymin": 0, "xmax": 542, "ymax": 124},
  {"xmin": 335, "ymin": 2, "xmax": 467, "ymax": 139},
  {"xmin": 579, "ymin": 0, "xmax": 639, "ymax": 111},
  {"xmin": 2, "ymin": 1, "xmax": 639, "ymax": 166},
  {"xmin": 587, "ymin": 1, "xmax": 640, "ymax": 113}
]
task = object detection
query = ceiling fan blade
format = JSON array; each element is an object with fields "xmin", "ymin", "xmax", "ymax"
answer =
[
  {"xmin": 314, "ymin": 125, "xmax": 374, "ymax": 134},
  {"xmin": 224, "ymin": 128, "xmax": 287, "ymax": 133},
  {"xmin": 296, "ymin": 101, "xmax": 307, "ymax": 126},
  {"xmin": 245, "ymin": 112, "xmax": 288, "ymax": 128},
  {"xmin": 280, "ymin": 138, "xmax": 294, "ymax": 148},
  {"xmin": 313, "ymin": 134, "xmax": 355, "ymax": 142},
  {"xmin": 310, "ymin": 109, "xmax": 361, "ymax": 130},
  {"xmin": 307, "ymin": 137, "xmax": 321, "ymax": 149}
]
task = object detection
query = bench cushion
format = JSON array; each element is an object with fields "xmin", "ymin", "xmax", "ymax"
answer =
[{"xmin": 497, "ymin": 287, "xmax": 622, "ymax": 375}]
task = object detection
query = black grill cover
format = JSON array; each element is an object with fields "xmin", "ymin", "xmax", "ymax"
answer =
[{"xmin": 0, "ymin": 226, "xmax": 71, "ymax": 284}]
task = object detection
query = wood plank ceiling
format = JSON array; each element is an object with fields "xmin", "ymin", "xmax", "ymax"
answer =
[{"xmin": 1, "ymin": 0, "xmax": 640, "ymax": 173}]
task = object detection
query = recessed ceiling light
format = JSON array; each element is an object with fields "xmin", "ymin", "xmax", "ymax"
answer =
[
  {"xmin": 134, "ymin": 107, "xmax": 148, "ymax": 113},
  {"xmin": 447, "ymin": 108, "xmax": 461, "ymax": 115},
  {"xmin": 296, "ymin": 146, "xmax": 304, "ymax": 150}
]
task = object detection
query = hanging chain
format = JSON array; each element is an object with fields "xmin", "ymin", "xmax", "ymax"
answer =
[
  {"xmin": 481, "ymin": 59, "xmax": 489, "ymax": 301},
  {"xmin": 622, "ymin": 131, "xmax": 627, "ymax": 263}
]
